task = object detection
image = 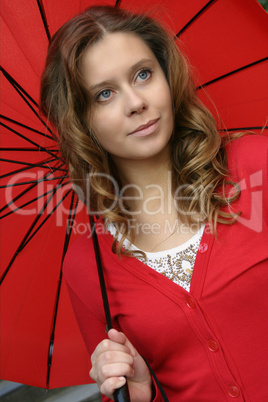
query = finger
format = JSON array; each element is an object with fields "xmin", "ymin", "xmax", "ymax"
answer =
[
  {"xmin": 91, "ymin": 337, "xmax": 130, "ymax": 364},
  {"xmin": 99, "ymin": 376, "xmax": 126, "ymax": 398},
  {"xmin": 90, "ymin": 350, "xmax": 133, "ymax": 383},
  {"xmin": 108, "ymin": 329, "xmax": 139, "ymax": 359},
  {"xmin": 92, "ymin": 351, "xmax": 133, "ymax": 380},
  {"xmin": 97, "ymin": 350, "xmax": 134, "ymax": 369},
  {"xmin": 107, "ymin": 329, "xmax": 127, "ymax": 344},
  {"xmin": 108, "ymin": 330, "xmax": 152, "ymax": 386},
  {"xmin": 97, "ymin": 361, "xmax": 134, "ymax": 385}
]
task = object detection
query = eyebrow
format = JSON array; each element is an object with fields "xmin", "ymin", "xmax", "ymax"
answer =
[{"xmin": 88, "ymin": 58, "xmax": 153, "ymax": 92}]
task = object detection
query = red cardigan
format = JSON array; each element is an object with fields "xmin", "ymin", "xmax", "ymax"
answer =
[{"xmin": 63, "ymin": 135, "xmax": 268, "ymax": 401}]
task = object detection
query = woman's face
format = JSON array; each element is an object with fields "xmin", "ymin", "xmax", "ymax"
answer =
[{"xmin": 81, "ymin": 32, "xmax": 174, "ymax": 167}]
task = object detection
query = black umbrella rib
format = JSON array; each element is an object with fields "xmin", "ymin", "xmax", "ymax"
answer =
[
  {"xmin": 0, "ymin": 67, "xmax": 54, "ymax": 138},
  {"xmin": 1, "ymin": 182, "xmax": 70, "ymax": 219},
  {"xmin": 175, "ymin": 0, "xmax": 217, "ymax": 38},
  {"xmin": 0, "ymin": 178, "xmax": 70, "ymax": 285},
  {"xmin": 0, "ymin": 115, "xmax": 56, "ymax": 140},
  {"xmin": 21, "ymin": 188, "xmax": 73, "ymax": 251},
  {"xmin": 220, "ymin": 126, "xmax": 268, "ymax": 133},
  {"xmin": 0, "ymin": 158, "xmax": 66, "ymax": 180},
  {"xmin": 46, "ymin": 192, "xmax": 79, "ymax": 388},
  {"xmin": 0, "ymin": 166, "xmax": 67, "ymax": 181},
  {"xmin": 0, "ymin": 162, "xmax": 67, "ymax": 216},
  {"xmin": 0, "ymin": 117, "xmax": 54, "ymax": 148},
  {"xmin": 0, "ymin": 67, "xmax": 38, "ymax": 107},
  {"xmin": 0, "ymin": 148, "xmax": 58, "ymax": 153},
  {"xmin": 197, "ymin": 57, "xmax": 268, "ymax": 90},
  {"xmin": 0, "ymin": 122, "xmax": 57, "ymax": 158},
  {"xmin": 1, "ymin": 176, "xmax": 69, "ymax": 188},
  {"xmin": 115, "ymin": 0, "xmax": 122, "ymax": 7},
  {"xmin": 0, "ymin": 157, "xmax": 58, "ymax": 169},
  {"xmin": 36, "ymin": 0, "xmax": 51, "ymax": 42}
]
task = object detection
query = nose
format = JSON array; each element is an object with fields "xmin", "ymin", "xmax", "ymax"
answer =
[{"xmin": 124, "ymin": 87, "xmax": 148, "ymax": 116}]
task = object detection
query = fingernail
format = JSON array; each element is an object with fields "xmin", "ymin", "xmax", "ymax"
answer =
[{"xmin": 116, "ymin": 377, "xmax": 125, "ymax": 387}]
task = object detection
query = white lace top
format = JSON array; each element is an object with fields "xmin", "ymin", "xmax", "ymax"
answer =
[{"xmin": 107, "ymin": 224, "xmax": 205, "ymax": 292}]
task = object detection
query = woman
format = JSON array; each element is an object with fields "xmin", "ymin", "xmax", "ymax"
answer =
[{"xmin": 40, "ymin": 5, "xmax": 268, "ymax": 401}]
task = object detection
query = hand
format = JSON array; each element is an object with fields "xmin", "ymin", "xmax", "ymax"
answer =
[{"xmin": 90, "ymin": 329, "xmax": 152, "ymax": 401}]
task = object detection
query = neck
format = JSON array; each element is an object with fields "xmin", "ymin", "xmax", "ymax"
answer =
[{"xmin": 112, "ymin": 145, "xmax": 174, "ymax": 215}]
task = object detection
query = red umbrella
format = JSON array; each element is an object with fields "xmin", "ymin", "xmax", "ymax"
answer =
[{"xmin": 0, "ymin": 0, "xmax": 267, "ymax": 390}]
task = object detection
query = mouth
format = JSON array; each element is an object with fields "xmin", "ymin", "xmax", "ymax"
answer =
[{"xmin": 128, "ymin": 118, "xmax": 160, "ymax": 137}]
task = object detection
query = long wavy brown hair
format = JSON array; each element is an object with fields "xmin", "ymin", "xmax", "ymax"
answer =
[{"xmin": 40, "ymin": 5, "xmax": 240, "ymax": 256}]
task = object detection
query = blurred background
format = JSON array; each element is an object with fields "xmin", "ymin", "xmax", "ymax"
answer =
[{"xmin": 258, "ymin": 0, "xmax": 268, "ymax": 10}]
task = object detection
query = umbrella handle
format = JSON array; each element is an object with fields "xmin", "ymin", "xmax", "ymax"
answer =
[{"xmin": 114, "ymin": 381, "xmax": 130, "ymax": 402}]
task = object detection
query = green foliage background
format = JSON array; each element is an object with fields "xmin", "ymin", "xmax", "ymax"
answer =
[{"xmin": 257, "ymin": 0, "xmax": 268, "ymax": 11}]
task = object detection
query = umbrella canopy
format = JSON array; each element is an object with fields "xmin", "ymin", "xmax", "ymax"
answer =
[{"xmin": 0, "ymin": 0, "xmax": 267, "ymax": 390}]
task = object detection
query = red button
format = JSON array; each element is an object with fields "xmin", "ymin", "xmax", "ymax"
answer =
[
  {"xmin": 208, "ymin": 340, "xmax": 218, "ymax": 352},
  {"xmin": 186, "ymin": 297, "xmax": 196, "ymax": 309},
  {"xmin": 228, "ymin": 386, "xmax": 240, "ymax": 398},
  {"xmin": 199, "ymin": 243, "xmax": 208, "ymax": 253}
]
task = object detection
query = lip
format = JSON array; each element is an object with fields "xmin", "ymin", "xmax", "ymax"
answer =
[{"xmin": 128, "ymin": 118, "xmax": 160, "ymax": 137}]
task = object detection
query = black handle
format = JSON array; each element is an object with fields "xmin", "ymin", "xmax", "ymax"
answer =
[{"xmin": 114, "ymin": 381, "xmax": 130, "ymax": 402}]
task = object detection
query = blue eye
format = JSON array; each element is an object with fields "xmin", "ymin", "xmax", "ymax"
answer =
[
  {"xmin": 97, "ymin": 90, "xmax": 112, "ymax": 102},
  {"xmin": 139, "ymin": 71, "xmax": 149, "ymax": 80},
  {"xmin": 136, "ymin": 68, "xmax": 152, "ymax": 83}
]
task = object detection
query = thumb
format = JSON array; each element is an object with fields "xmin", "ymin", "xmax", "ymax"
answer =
[{"xmin": 108, "ymin": 329, "xmax": 137, "ymax": 358}]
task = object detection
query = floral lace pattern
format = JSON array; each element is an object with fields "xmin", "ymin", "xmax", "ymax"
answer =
[
  {"xmin": 107, "ymin": 224, "xmax": 204, "ymax": 292},
  {"xmin": 137, "ymin": 240, "xmax": 202, "ymax": 292}
]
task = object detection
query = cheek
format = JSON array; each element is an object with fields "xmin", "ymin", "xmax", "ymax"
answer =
[
  {"xmin": 163, "ymin": 84, "xmax": 173, "ymax": 109},
  {"xmin": 151, "ymin": 81, "xmax": 172, "ymax": 113},
  {"xmin": 92, "ymin": 106, "xmax": 121, "ymax": 134},
  {"xmin": 90, "ymin": 111, "xmax": 121, "ymax": 149},
  {"xmin": 90, "ymin": 111, "xmax": 109, "ymax": 138}
]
